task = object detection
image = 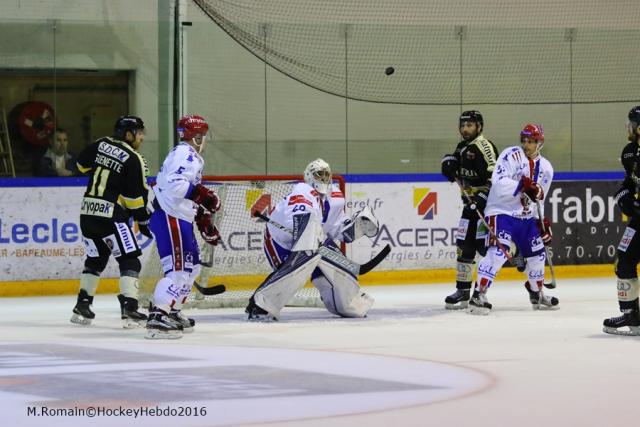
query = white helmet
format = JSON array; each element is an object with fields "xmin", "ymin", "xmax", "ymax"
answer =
[{"xmin": 304, "ymin": 158, "xmax": 332, "ymax": 196}]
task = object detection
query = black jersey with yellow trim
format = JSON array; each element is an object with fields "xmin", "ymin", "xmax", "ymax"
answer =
[
  {"xmin": 453, "ymin": 134, "xmax": 498, "ymax": 197},
  {"xmin": 77, "ymin": 136, "xmax": 150, "ymax": 223}
]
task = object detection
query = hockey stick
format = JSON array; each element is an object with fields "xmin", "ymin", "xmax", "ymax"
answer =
[
  {"xmin": 252, "ymin": 211, "xmax": 391, "ymax": 275},
  {"xmin": 455, "ymin": 179, "xmax": 513, "ymax": 264},
  {"xmin": 193, "ymin": 282, "xmax": 226, "ymax": 296},
  {"xmin": 535, "ymin": 200, "xmax": 557, "ymax": 289},
  {"xmin": 200, "ymin": 247, "xmax": 214, "ymax": 268}
]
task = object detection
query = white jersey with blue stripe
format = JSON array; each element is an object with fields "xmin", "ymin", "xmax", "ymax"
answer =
[
  {"xmin": 153, "ymin": 142, "xmax": 204, "ymax": 222},
  {"xmin": 485, "ymin": 145, "xmax": 554, "ymax": 220},
  {"xmin": 267, "ymin": 182, "xmax": 346, "ymax": 250}
]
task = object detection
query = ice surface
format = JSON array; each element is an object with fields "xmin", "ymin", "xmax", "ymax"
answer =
[{"xmin": 1, "ymin": 277, "xmax": 638, "ymax": 427}]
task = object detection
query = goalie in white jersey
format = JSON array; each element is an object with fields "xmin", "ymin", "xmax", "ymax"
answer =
[
  {"xmin": 469, "ymin": 123, "xmax": 559, "ymax": 314},
  {"xmin": 245, "ymin": 159, "xmax": 380, "ymax": 321},
  {"xmin": 145, "ymin": 115, "xmax": 222, "ymax": 339}
]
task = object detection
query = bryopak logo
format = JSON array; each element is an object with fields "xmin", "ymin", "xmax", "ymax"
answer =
[{"xmin": 414, "ymin": 188, "xmax": 438, "ymax": 220}]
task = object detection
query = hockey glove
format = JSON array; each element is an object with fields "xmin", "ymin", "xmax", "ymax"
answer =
[
  {"xmin": 188, "ymin": 184, "xmax": 221, "ymax": 213},
  {"xmin": 441, "ymin": 154, "xmax": 459, "ymax": 183},
  {"xmin": 469, "ymin": 192, "xmax": 488, "ymax": 213},
  {"xmin": 137, "ymin": 220, "xmax": 153, "ymax": 239},
  {"xmin": 195, "ymin": 207, "xmax": 221, "ymax": 246},
  {"xmin": 537, "ymin": 217, "xmax": 552, "ymax": 246},
  {"xmin": 520, "ymin": 176, "xmax": 544, "ymax": 201},
  {"xmin": 615, "ymin": 188, "xmax": 640, "ymax": 218}
]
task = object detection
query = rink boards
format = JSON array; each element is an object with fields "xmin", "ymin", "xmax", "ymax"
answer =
[{"xmin": 0, "ymin": 173, "xmax": 623, "ymax": 296}]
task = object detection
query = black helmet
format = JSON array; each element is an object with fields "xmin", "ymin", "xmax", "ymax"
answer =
[
  {"xmin": 113, "ymin": 115, "xmax": 145, "ymax": 140},
  {"xmin": 629, "ymin": 106, "xmax": 640, "ymax": 129},
  {"xmin": 459, "ymin": 110, "xmax": 483, "ymax": 128}
]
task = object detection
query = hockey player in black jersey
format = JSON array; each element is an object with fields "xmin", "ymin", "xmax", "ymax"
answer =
[
  {"xmin": 603, "ymin": 106, "xmax": 640, "ymax": 336},
  {"xmin": 71, "ymin": 115, "xmax": 152, "ymax": 328},
  {"xmin": 441, "ymin": 110, "xmax": 499, "ymax": 309}
]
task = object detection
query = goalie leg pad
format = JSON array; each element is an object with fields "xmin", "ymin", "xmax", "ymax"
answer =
[
  {"xmin": 253, "ymin": 250, "xmax": 322, "ymax": 319},
  {"xmin": 314, "ymin": 260, "xmax": 374, "ymax": 318},
  {"xmin": 263, "ymin": 229, "xmax": 289, "ymax": 269},
  {"xmin": 317, "ymin": 240, "xmax": 360, "ymax": 276}
]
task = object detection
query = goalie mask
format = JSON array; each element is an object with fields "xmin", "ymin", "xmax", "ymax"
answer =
[
  {"xmin": 304, "ymin": 158, "xmax": 332, "ymax": 196},
  {"xmin": 177, "ymin": 115, "xmax": 210, "ymax": 154}
]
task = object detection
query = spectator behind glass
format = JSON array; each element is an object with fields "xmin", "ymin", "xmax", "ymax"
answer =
[{"xmin": 36, "ymin": 128, "xmax": 77, "ymax": 177}]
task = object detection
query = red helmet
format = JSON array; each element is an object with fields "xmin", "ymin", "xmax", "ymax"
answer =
[
  {"xmin": 520, "ymin": 123, "xmax": 544, "ymax": 143},
  {"xmin": 177, "ymin": 115, "xmax": 209, "ymax": 141}
]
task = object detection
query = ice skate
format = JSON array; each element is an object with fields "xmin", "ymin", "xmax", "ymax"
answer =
[
  {"xmin": 70, "ymin": 289, "xmax": 95, "ymax": 325},
  {"xmin": 169, "ymin": 310, "xmax": 195, "ymax": 333},
  {"xmin": 117, "ymin": 294, "xmax": 148, "ymax": 329},
  {"xmin": 525, "ymin": 282, "xmax": 559, "ymax": 310},
  {"xmin": 468, "ymin": 290, "xmax": 492, "ymax": 315},
  {"xmin": 445, "ymin": 288, "xmax": 470, "ymax": 310},
  {"xmin": 603, "ymin": 311, "xmax": 640, "ymax": 336},
  {"xmin": 245, "ymin": 299, "xmax": 277, "ymax": 322},
  {"xmin": 145, "ymin": 308, "xmax": 183, "ymax": 339}
]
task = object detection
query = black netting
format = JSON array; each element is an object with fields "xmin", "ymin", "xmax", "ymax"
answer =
[{"xmin": 193, "ymin": 0, "xmax": 640, "ymax": 105}]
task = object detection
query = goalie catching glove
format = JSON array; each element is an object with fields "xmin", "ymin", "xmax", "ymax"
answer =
[
  {"xmin": 341, "ymin": 206, "xmax": 380, "ymax": 243},
  {"xmin": 195, "ymin": 207, "xmax": 221, "ymax": 246},
  {"xmin": 188, "ymin": 183, "xmax": 221, "ymax": 213},
  {"xmin": 537, "ymin": 217, "xmax": 552, "ymax": 246}
]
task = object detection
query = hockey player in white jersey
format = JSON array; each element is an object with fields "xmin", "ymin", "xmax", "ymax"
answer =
[
  {"xmin": 245, "ymin": 158, "xmax": 379, "ymax": 321},
  {"xmin": 469, "ymin": 123, "xmax": 559, "ymax": 315},
  {"xmin": 145, "ymin": 115, "xmax": 221, "ymax": 339}
]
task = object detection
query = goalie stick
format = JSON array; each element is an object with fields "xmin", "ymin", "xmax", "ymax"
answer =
[{"xmin": 252, "ymin": 211, "xmax": 390, "ymax": 275}]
